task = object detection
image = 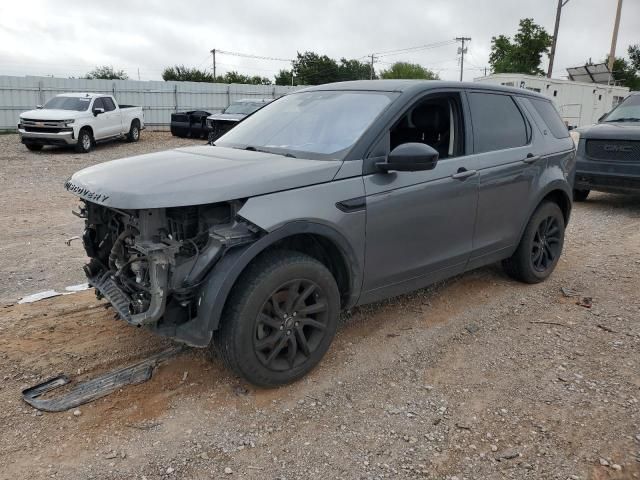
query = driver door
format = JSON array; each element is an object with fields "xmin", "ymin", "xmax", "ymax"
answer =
[{"xmin": 360, "ymin": 91, "xmax": 480, "ymax": 304}]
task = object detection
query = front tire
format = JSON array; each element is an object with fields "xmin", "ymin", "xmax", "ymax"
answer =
[
  {"xmin": 25, "ymin": 143, "xmax": 43, "ymax": 151},
  {"xmin": 214, "ymin": 250, "xmax": 340, "ymax": 387},
  {"xmin": 573, "ymin": 189, "xmax": 590, "ymax": 202},
  {"xmin": 75, "ymin": 128, "xmax": 93, "ymax": 153},
  {"xmin": 503, "ymin": 201, "xmax": 565, "ymax": 284}
]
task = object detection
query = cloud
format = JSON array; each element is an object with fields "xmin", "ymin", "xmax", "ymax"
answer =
[{"xmin": 0, "ymin": 0, "xmax": 638, "ymax": 81}]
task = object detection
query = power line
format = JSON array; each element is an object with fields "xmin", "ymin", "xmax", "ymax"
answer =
[
  {"xmin": 216, "ymin": 49, "xmax": 293, "ymax": 62},
  {"xmin": 374, "ymin": 39, "xmax": 458, "ymax": 58}
]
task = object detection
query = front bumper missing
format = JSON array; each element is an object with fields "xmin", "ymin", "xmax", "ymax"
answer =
[{"xmin": 90, "ymin": 252, "xmax": 170, "ymax": 326}]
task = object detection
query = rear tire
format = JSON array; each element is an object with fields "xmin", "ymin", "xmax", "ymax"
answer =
[
  {"xmin": 214, "ymin": 250, "xmax": 340, "ymax": 387},
  {"xmin": 127, "ymin": 121, "xmax": 140, "ymax": 142},
  {"xmin": 502, "ymin": 201, "xmax": 565, "ymax": 284},
  {"xmin": 75, "ymin": 128, "xmax": 93, "ymax": 153},
  {"xmin": 573, "ymin": 189, "xmax": 590, "ymax": 202},
  {"xmin": 25, "ymin": 143, "xmax": 43, "ymax": 151}
]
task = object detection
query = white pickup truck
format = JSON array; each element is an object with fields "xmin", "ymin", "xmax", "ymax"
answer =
[{"xmin": 18, "ymin": 93, "xmax": 144, "ymax": 153}]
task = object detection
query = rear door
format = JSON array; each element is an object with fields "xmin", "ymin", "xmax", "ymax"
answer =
[
  {"xmin": 101, "ymin": 97, "xmax": 121, "ymax": 137},
  {"xmin": 465, "ymin": 91, "xmax": 543, "ymax": 269}
]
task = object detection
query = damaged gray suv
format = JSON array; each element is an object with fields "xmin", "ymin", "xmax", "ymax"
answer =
[{"xmin": 66, "ymin": 80, "xmax": 575, "ymax": 386}]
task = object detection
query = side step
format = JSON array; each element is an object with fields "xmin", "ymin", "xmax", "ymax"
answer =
[{"xmin": 22, "ymin": 347, "xmax": 183, "ymax": 412}]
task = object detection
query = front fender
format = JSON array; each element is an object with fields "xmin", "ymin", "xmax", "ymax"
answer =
[{"xmin": 166, "ymin": 221, "xmax": 363, "ymax": 347}]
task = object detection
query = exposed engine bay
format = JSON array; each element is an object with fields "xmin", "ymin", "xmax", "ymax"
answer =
[{"xmin": 78, "ymin": 200, "xmax": 260, "ymax": 329}]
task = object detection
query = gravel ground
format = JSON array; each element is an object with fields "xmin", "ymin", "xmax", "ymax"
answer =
[{"xmin": 0, "ymin": 132, "xmax": 639, "ymax": 479}]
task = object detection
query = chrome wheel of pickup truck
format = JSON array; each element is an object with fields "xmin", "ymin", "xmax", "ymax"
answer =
[
  {"xmin": 127, "ymin": 121, "xmax": 140, "ymax": 142},
  {"xmin": 75, "ymin": 129, "xmax": 93, "ymax": 153},
  {"xmin": 215, "ymin": 250, "xmax": 340, "ymax": 387}
]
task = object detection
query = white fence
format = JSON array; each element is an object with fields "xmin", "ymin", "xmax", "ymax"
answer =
[{"xmin": 0, "ymin": 75, "xmax": 302, "ymax": 130}]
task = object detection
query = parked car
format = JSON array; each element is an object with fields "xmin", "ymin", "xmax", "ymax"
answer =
[
  {"xmin": 65, "ymin": 80, "xmax": 575, "ymax": 387},
  {"xmin": 170, "ymin": 110, "xmax": 211, "ymax": 139},
  {"xmin": 18, "ymin": 93, "xmax": 144, "ymax": 153},
  {"xmin": 206, "ymin": 98, "xmax": 271, "ymax": 143},
  {"xmin": 572, "ymin": 92, "xmax": 640, "ymax": 201}
]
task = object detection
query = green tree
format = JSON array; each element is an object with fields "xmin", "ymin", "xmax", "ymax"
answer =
[
  {"xmin": 162, "ymin": 65, "xmax": 213, "ymax": 82},
  {"xmin": 338, "ymin": 58, "xmax": 374, "ymax": 80},
  {"xmin": 215, "ymin": 71, "xmax": 271, "ymax": 85},
  {"xmin": 380, "ymin": 62, "xmax": 439, "ymax": 80},
  {"xmin": 85, "ymin": 65, "xmax": 128, "ymax": 80},
  {"xmin": 489, "ymin": 18, "xmax": 552, "ymax": 75},
  {"xmin": 274, "ymin": 69, "xmax": 297, "ymax": 86},
  {"xmin": 292, "ymin": 51, "xmax": 340, "ymax": 85},
  {"xmin": 628, "ymin": 44, "xmax": 640, "ymax": 72},
  {"xmin": 606, "ymin": 55, "xmax": 640, "ymax": 91}
]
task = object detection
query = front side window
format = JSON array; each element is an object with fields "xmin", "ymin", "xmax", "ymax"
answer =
[
  {"xmin": 388, "ymin": 93, "xmax": 465, "ymax": 159},
  {"xmin": 43, "ymin": 96, "xmax": 91, "ymax": 111},
  {"xmin": 468, "ymin": 92, "xmax": 529, "ymax": 153},
  {"xmin": 602, "ymin": 94, "xmax": 640, "ymax": 123},
  {"xmin": 216, "ymin": 91, "xmax": 397, "ymax": 160},
  {"xmin": 92, "ymin": 98, "xmax": 105, "ymax": 111}
]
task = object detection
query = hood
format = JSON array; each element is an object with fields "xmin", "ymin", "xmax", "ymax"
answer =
[
  {"xmin": 66, "ymin": 146, "xmax": 342, "ymax": 209},
  {"xmin": 579, "ymin": 122, "xmax": 640, "ymax": 141},
  {"xmin": 207, "ymin": 113, "xmax": 245, "ymax": 122},
  {"xmin": 20, "ymin": 109, "xmax": 86, "ymax": 121}
]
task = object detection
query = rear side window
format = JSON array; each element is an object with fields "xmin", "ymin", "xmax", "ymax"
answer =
[
  {"xmin": 102, "ymin": 97, "xmax": 116, "ymax": 112},
  {"xmin": 529, "ymin": 98, "xmax": 569, "ymax": 138},
  {"xmin": 468, "ymin": 92, "xmax": 529, "ymax": 153}
]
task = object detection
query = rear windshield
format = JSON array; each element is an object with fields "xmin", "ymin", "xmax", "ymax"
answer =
[
  {"xmin": 43, "ymin": 96, "xmax": 91, "ymax": 111},
  {"xmin": 529, "ymin": 98, "xmax": 569, "ymax": 138}
]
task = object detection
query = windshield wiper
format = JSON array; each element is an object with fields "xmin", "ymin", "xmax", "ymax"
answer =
[
  {"xmin": 242, "ymin": 145, "xmax": 296, "ymax": 158},
  {"xmin": 605, "ymin": 117, "xmax": 640, "ymax": 122}
]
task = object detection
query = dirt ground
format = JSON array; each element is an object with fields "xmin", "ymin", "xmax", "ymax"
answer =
[{"xmin": 0, "ymin": 133, "xmax": 639, "ymax": 479}]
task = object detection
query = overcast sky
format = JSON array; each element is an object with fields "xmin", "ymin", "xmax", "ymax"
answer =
[{"xmin": 1, "ymin": 0, "xmax": 638, "ymax": 82}]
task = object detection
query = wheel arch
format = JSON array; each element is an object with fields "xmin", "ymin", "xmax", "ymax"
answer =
[
  {"xmin": 518, "ymin": 181, "xmax": 572, "ymax": 243},
  {"xmin": 197, "ymin": 221, "xmax": 362, "ymax": 336}
]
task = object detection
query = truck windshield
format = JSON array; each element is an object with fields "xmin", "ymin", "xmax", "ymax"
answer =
[
  {"xmin": 604, "ymin": 94, "xmax": 640, "ymax": 122},
  {"xmin": 43, "ymin": 96, "xmax": 91, "ymax": 111},
  {"xmin": 224, "ymin": 102, "xmax": 265, "ymax": 115},
  {"xmin": 215, "ymin": 91, "xmax": 397, "ymax": 160}
]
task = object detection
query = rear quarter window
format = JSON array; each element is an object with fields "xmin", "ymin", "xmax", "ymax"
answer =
[
  {"xmin": 468, "ymin": 92, "xmax": 529, "ymax": 153},
  {"xmin": 529, "ymin": 98, "xmax": 569, "ymax": 139}
]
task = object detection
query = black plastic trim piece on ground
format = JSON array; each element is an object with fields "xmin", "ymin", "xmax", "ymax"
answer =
[{"xmin": 22, "ymin": 346, "xmax": 184, "ymax": 412}]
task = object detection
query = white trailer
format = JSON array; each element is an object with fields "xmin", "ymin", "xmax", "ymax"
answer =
[{"xmin": 473, "ymin": 73, "xmax": 629, "ymax": 128}]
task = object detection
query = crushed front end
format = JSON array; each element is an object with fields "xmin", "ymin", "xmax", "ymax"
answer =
[{"xmin": 77, "ymin": 200, "xmax": 259, "ymax": 333}]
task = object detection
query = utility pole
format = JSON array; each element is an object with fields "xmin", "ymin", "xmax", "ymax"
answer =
[
  {"xmin": 455, "ymin": 37, "xmax": 471, "ymax": 81},
  {"xmin": 210, "ymin": 49, "xmax": 217, "ymax": 81},
  {"xmin": 548, "ymin": 0, "xmax": 570, "ymax": 78},
  {"xmin": 608, "ymin": 0, "xmax": 624, "ymax": 76},
  {"xmin": 369, "ymin": 54, "xmax": 377, "ymax": 80}
]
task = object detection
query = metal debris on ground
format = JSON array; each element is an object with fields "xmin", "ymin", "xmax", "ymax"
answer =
[{"xmin": 576, "ymin": 296, "xmax": 593, "ymax": 308}]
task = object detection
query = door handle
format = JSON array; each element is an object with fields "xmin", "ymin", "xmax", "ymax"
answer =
[
  {"xmin": 451, "ymin": 168, "xmax": 477, "ymax": 180},
  {"xmin": 523, "ymin": 153, "xmax": 541, "ymax": 164}
]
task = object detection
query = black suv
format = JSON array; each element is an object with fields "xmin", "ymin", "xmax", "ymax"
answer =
[{"xmin": 573, "ymin": 92, "xmax": 640, "ymax": 201}]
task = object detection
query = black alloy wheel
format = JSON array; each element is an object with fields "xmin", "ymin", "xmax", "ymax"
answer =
[{"xmin": 254, "ymin": 279, "xmax": 329, "ymax": 372}]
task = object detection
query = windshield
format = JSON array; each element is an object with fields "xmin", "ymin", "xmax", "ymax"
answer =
[
  {"xmin": 43, "ymin": 96, "xmax": 91, "ymax": 111},
  {"xmin": 215, "ymin": 90, "xmax": 397, "ymax": 160},
  {"xmin": 603, "ymin": 94, "xmax": 640, "ymax": 122},
  {"xmin": 224, "ymin": 102, "xmax": 266, "ymax": 115}
]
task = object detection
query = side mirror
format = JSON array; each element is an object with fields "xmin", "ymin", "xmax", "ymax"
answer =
[
  {"xmin": 36, "ymin": 104, "xmax": 43, "ymax": 109},
  {"xmin": 377, "ymin": 143, "xmax": 439, "ymax": 173},
  {"xmin": 93, "ymin": 107, "xmax": 105, "ymax": 117}
]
